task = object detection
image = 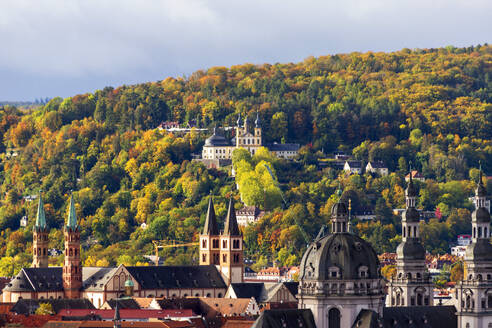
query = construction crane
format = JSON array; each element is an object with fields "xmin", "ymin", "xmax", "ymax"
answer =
[{"xmin": 152, "ymin": 240, "xmax": 199, "ymax": 266}]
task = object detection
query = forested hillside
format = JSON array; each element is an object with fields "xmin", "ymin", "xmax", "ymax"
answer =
[{"xmin": 0, "ymin": 45, "xmax": 491, "ymax": 275}]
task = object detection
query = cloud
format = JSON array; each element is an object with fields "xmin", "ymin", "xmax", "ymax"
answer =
[{"xmin": 0, "ymin": 0, "xmax": 490, "ymax": 100}]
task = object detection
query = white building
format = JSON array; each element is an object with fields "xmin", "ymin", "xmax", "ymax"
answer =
[
  {"xmin": 201, "ymin": 113, "xmax": 300, "ymax": 162},
  {"xmin": 344, "ymin": 161, "xmax": 362, "ymax": 174},
  {"xmin": 365, "ymin": 161, "xmax": 389, "ymax": 176},
  {"xmin": 236, "ymin": 206, "xmax": 265, "ymax": 226}
]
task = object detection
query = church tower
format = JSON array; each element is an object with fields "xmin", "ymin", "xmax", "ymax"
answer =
[
  {"xmin": 32, "ymin": 192, "xmax": 49, "ymax": 268},
  {"xmin": 199, "ymin": 195, "xmax": 220, "ymax": 266},
  {"xmin": 387, "ymin": 173, "xmax": 433, "ymax": 307},
  {"xmin": 219, "ymin": 198, "xmax": 243, "ymax": 285},
  {"xmin": 63, "ymin": 193, "xmax": 82, "ymax": 299},
  {"xmin": 457, "ymin": 168, "xmax": 492, "ymax": 328}
]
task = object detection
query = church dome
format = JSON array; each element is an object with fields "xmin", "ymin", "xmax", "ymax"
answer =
[
  {"xmin": 124, "ymin": 279, "xmax": 134, "ymax": 287},
  {"xmin": 472, "ymin": 207, "xmax": 491, "ymax": 223},
  {"xmin": 465, "ymin": 240, "xmax": 492, "ymax": 262},
  {"xmin": 396, "ymin": 239, "xmax": 426, "ymax": 260},
  {"xmin": 204, "ymin": 131, "xmax": 230, "ymax": 147},
  {"xmin": 402, "ymin": 207, "xmax": 420, "ymax": 223},
  {"xmin": 299, "ymin": 233, "xmax": 380, "ymax": 281}
]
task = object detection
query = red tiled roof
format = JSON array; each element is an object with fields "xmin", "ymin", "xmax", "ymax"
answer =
[{"xmin": 58, "ymin": 309, "xmax": 194, "ymax": 320}]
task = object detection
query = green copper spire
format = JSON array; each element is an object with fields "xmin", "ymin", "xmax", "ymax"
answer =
[
  {"xmin": 34, "ymin": 191, "xmax": 47, "ymax": 230},
  {"xmin": 66, "ymin": 192, "xmax": 78, "ymax": 229}
]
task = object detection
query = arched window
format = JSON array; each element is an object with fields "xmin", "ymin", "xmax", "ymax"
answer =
[
  {"xmin": 417, "ymin": 293, "xmax": 423, "ymax": 306},
  {"xmin": 328, "ymin": 308, "xmax": 341, "ymax": 328}
]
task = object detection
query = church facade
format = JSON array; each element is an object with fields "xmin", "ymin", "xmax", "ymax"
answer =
[
  {"xmin": 3, "ymin": 194, "xmax": 243, "ymax": 308},
  {"xmin": 201, "ymin": 113, "xmax": 299, "ymax": 160}
]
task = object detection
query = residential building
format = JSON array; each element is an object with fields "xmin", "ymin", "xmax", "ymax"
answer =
[
  {"xmin": 343, "ymin": 160, "xmax": 362, "ymax": 174},
  {"xmin": 365, "ymin": 161, "xmax": 389, "ymax": 176},
  {"xmin": 405, "ymin": 170, "xmax": 425, "ymax": 182},
  {"xmin": 236, "ymin": 206, "xmax": 265, "ymax": 227}
]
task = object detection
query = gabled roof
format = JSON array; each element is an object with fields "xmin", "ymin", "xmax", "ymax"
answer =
[
  {"xmin": 345, "ymin": 160, "xmax": 362, "ymax": 168},
  {"xmin": 251, "ymin": 309, "xmax": 316, "ymax": 328},
  {"xmin": 103, "ymin": 299, "xmax": 140, "ymax": 310},
  {"xmin": 197, "ymin": 297, "xmax": 255, "ymax": 318},
  {"xmin": 126, "ymin": 265, "xmax": 227, "ymax": 290},
  {"xmin": 228, "ymin": 282, "xmax": 298, "ymax": 303},
  {"xmin": 5, "ymin": 267, "xmax": 63, "ymax": 292},
  {"xmin": 82, "ymin": 267, "xmax": 118, "ymax": 291},
  {"xmin": 228, "ymin": 283, "xmax": 264, "ymax": 300},
  {"xmin": 367, "ymin": 161, "xmax": 387, "ymax": 169}
]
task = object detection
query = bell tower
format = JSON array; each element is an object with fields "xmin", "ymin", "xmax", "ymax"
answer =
[
  {"xmin": 254, "ymin": 111, "xmax": 262, "ymax": 146},
  {"xmin": 32, "ymin": 191, "xmax": 49, "ymax": 268},
  {"xmin": 387, "ymin": 172, "xmax": 433, "ymax": 307},
  {"xmin": 199, "ymin": 195, "xmax": 220, "ymax": 266},
  {"xmin": 220, "ymin": 198, "xmax": 243, "ymax": 285},
  {"xmin": 63, "ymin": 193, "xmax": 82, "ymax": 299},
  {"xmin": 457, "ymin": 167, "xmax": 492, "ymax": 328}
]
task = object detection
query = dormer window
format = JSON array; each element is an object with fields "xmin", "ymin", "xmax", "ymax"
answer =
[
  {"xmin": 329, "ymin": 266, "xmax": 340, "ymax": 279},
  {"xmin": 359, "ymin": 266, "xmax": 368, "ymax": 278}
]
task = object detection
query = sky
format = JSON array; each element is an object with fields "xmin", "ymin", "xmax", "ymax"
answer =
[{"xmin": 1, "ymin": 0, "xmax": 491, "ymax": 101}]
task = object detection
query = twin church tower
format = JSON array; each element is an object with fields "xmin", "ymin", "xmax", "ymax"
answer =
[{"xmin": 32, "ymin": 193, "xmax": 82, "ymax": 298}]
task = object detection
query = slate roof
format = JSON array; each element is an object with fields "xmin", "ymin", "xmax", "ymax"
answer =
[
  {"xmin": 103, "ymin": 299, "xmax": 140, "ymax": 309},
  {"xmin": 58, "ymin": 309, "xmax": 194, "ymax": 320},
  {"xmin": 126, "ymin": 265, "xmax": 227, "ymax": 290},
  {"xmin": 228, "ymin": 282, "xmax": 298, "ymax": 303},
  {"xmin": 251, "ymin": 309, "xmax": 316, "ymax": 328},
  {"xmin": 4, "ymin": 265, "xmax": 226, "ymax": 294},
  {"xmin": 266, "ymin": 143, "xmax": 300, "ymax": 152},
  {"xmin": 345, "ymin": 160, "xmax": 362, "ymax": 168},
  {"xmin": 10, "ymin": 298, "xmax": 95, "ymax": 315},
  {"xmin": 352, "ymin": 309, "xmax": 382, "ymax": 328},
  {"xmin": 223, "ymin": 198, "xmax": 240, "ymax": 236},
  {"xmin": 382, "ymin": 306, "xmax": 457, "ymax": 328},
  {"xmin": 367, "ymin": 161, "xmax": 387, "ymax": 169},
  {"xmin": 203, "ymin": 196, "xmax": 219, "ymax": 235},
  {"xmin": 5, "ymin": 267, "xmax": 63, "ymax": 292}
]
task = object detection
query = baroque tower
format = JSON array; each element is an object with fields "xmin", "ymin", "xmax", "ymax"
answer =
[
  {"xmin": 298, "ymin": 191, "xmax": 384, "ymax": 328},
  {"xmin": 387, "ymin": 173, "xmax": 433, "ymax": 307},
  {"xmin": 457, "ymin": 168, "xmax": 492, "ymax": 328},
  {"xmin": 199, "ymin": 195, "xmax": 220, "ymax": 266},
  {"xmin": 254, "ymin": 112, "xmax": 262, "ymax": 145},
  {"xmin": 63, "ymin": 193, "xmax": 82, "ymax": 298},
  {"xmin": 219, "ymin": 198, "xmax": 243, "ymax": 285},
  {"xmin": 32, "ymin": 192, "xmax": 49, "ymax": 268}
]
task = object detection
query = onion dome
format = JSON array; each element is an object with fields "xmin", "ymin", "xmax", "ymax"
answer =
[
  {"xmin": 299, "ymin": 233, "xmax": 380, "ymax": 281},
  {"xmin": 465, "ymin": 240, "xmax": 492, "ymax": 262},
  {"xmin": 472, "ymin": 207, "xmax": 491, "ymax": 223},
  {"xmin": 402, "ymin": 207, "xmax": 420, "ymax": 223},
  {"xmin": 396, "ymin": 239, "xmax": 426, "ymax": 260},
  {"xmin": 204, "ymin": 128, "xmax": 230, "ymax": 147}
]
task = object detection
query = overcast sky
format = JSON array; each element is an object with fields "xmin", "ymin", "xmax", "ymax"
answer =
[{"xmin": 1, "ymin": 0, "xmax": 491, "ymax": 101}]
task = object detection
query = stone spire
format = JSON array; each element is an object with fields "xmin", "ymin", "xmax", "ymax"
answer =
[
  {"xmin": 255, "ymin": 111, "xmax": 261, "ymax": 128},
  {"xmin": 223, "ymin": 197, "xmax": 240, "ymax": 236},
  {"xmin": 203, "ymin": 194, "xmax": 219, "ymax": 235},
  {"xmin": 34, "ymin": 191, "xmax": 47, "ymax": 230},
  {"xmin": 66, "ymin": 192, "xmax": 78, "ymax": 229},
  {"xmin": 113, "ymin": 302, "xmax": 121, "ymax": 328}
]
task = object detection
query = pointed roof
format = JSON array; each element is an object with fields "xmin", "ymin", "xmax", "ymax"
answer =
[
  {"xmin": 34, "ymin": 192, "xmax": 47, "ymax": 230},
  {"xmin": 255, "ymin": 111, "xmax": 261, "ymax": 128},
  {"xmin": 405, "ymin": 170, "xmax": 417, "ymax": 198},
  {"xmin": 114, "ymin": 302, "xmax": 121, "ymax": 321},
  {"xmin": 236, "ymin": 113, "xmax": 242, "ymax": 127},
  {"xmin": 224, "ymin": 198, "xmax": 240, "ymax": 236},
  {"xmin": 66, "ymin": 193, "xmax": 78, "ymax": 229},
  {"xmin": 203, "ymin": 195, "xmax": 219, "ymax": 235},
  {"xmin": 476, "ymin": 166, "xmax": 487, "ymax": 197}
]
